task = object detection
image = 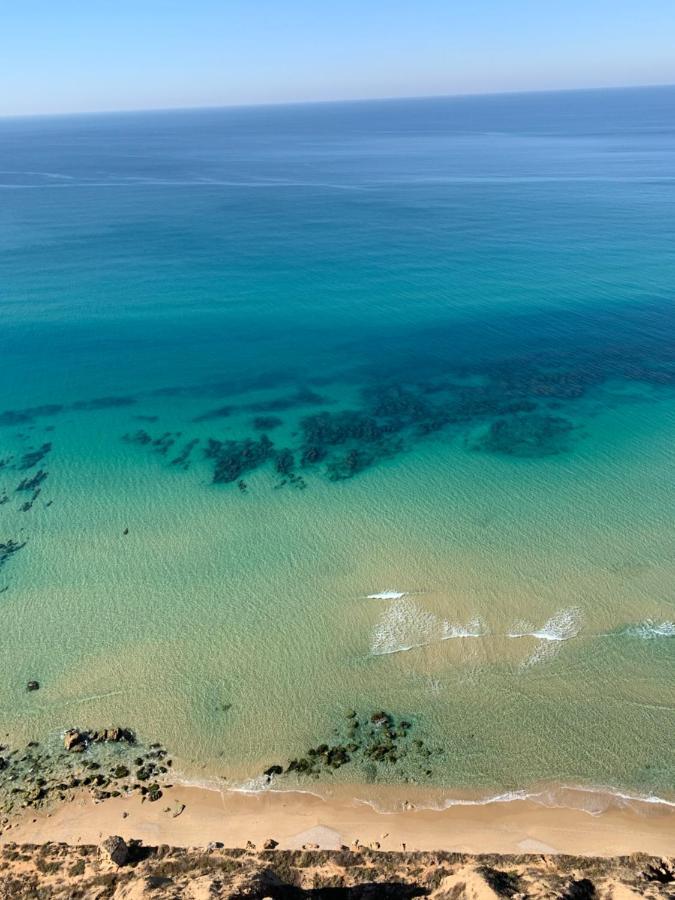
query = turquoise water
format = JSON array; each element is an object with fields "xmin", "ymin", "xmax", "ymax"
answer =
[{"xmin": 1, "ymin": 86, "xmax": 674, "ymax": 803}]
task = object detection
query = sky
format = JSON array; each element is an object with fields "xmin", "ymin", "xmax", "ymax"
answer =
[{"xmin": 1, "ymin": 0, "xmax": 675, "ymax": 116}]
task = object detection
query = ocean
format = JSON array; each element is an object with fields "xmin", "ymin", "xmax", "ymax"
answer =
[{"xmin": 1, "ymin": 86, "xmax": 674, "ymax": 807}]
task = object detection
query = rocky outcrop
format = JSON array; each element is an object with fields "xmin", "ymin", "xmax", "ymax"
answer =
[
  {"xmin": 63, "ymin": 727, "xmax": 135, "ymax": 752},
  {"xmin": 0, "ymin": 732, "xmax": 170, "ymax": 818}
]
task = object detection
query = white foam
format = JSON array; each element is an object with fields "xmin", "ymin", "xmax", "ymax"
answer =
[
  {"xmin": 508, "ymin": 607, "xmax": 582, "ymax": 642},
  {"xmin": 356, "ymin": 789, "xmax": 537, "ymax": 814},
  {"xmin": 442, "ymin": 618, "xmax": 487, "ymax": 639},
  {"xmin": 356, "ymin": 783, "xmax": 675, "ymax": 815},
  {"xmin": 367, "ymin": 590, "xmax": 408, "ymax": 601},
  {"xmin": 370, "ymin": 598, "xmax": 439, "ymax": 655},
  {"xmin": 625, "ymin": 619, "xmax": 675, "ymax": 639},
  {"xmin": 507, "ymin": 608, "xmax": 582, "ymax": 669},
  {"xmin": 228, "ymin": 775, "xmax": 274, "ymax": 794},
  {"xmin": 370, "ymin": 600, "xmax": 486, "ymax": 656}
]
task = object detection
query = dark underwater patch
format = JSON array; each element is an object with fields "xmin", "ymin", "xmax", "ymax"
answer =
[
  {"xmin": 246, "ymin": 387, "xmax": 327, "ymax": 413},
  {"xmin": 0, "ymin": 405, "xmax": 63, "ymax": 427},
  {"xmin": 204, "ymin": 434, "xmax": 275, "ymax": 484},
  {"xmin": 0, "ymin": 539, "xmax": 26, "ymax": 572},
  {"xmin": 170, "ymin": 438, "xmax": 200, "ymax": 468},
  {"xmin": 251, "ymin": 415, "xmax": 283, "ymax": 431},
  {"xmin": 16, "ymin": 469, "xmax": 48, "ymax": 492},
  {"xmin": 70, "ymin": 395, "xmax": 136, "ymax": 411},
  {"xmin": 17, "ymin": 442, "xmax": 51, "ymax": 470},
  {"xmin": 191, "ymin": 405, "xmax": 234, "ymax": 423},
  {"xmin": 473, "ymin": 413, "xmax": 575, "ymax": 457}
]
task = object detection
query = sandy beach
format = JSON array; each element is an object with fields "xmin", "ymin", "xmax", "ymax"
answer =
[{"xmin": 3, "ymin": 781, "xmax": 674, "ymax": 857}]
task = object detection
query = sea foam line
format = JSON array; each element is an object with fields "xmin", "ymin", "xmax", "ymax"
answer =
[
  {"xmin": 355, "ymin": 783, "xmax": 675, "ymax": 816},
  {"xmin": 367, "ymin": 590, "xmax": 409, "ymax": 601}
]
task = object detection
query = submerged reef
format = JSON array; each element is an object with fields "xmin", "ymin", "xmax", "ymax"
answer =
[
  {"xmin": 204, "ymin": 435, "xmax": 275, "ymax": 484},
  {"xmin": 70, "ymin": 395, "xmax": 136, "ymax": 411},
  {"xmin": 192, "ymin": 405, "xmax": 234, "ymax": 423},
  {"xmin": 170, "ymin": 438, "xmax": 200, "ymax": 468},
  {"xmin": 0, "ymin": 394, "xmax": 137, "ymax": 429},
  {"xmin": 473, "ymin": 413, "xmax": 575, "ymax": 457},
  {"xmin": 0, "ymin": 539, "xmax": 27, "ymax": 572},
  {"xmin": 0, "ymin": 405, "xmax": 63, "ymax": 427},
  {"xmin": 17, "ymin": 442, "xmax": 51, "ymax": 470},
  {"xmin": 263, "ymin": 710, "xmax": 440, "ymax": 784},
  {"xmin": 122, "ymin": 429, "xmax": 153, "ymax": 446},
  {"xmin": 246, "ymin": 387, "xmax": 327, "ymax": 413},
  {"xmin": 16, "ymin": 470, "xmax": 48, "ymax": 493},
  {"xmin": 251, "ymin": 415, "xmax": 283, "ymax": 431}
]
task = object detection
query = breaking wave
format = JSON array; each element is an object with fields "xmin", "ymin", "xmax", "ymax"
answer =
[
  {"xmin": 355, "ymin": 783, "xmax": 675, "ymax": 815},
  {"xmin": 370, "ymin": 599, "xmax": 439, "ymax": 655},
  {"xmin": 507, "ymin": 607, "xmax": 582, "ymax": 669},
  {"xmin": 370, "ymin": 599, "xmax": 487, "ymax": 656},
  {"xmin": 623, "ymin": 620, "xmax": 675, "ymax": 639},
  {"xmin": 367, "ymin": 590, "xmax": 409, "ymax": 601},
  {"xmin": 442, "ymin": 618, "xmax": 486, "ymax": 639},
  {"xmin": 508, "ymin": 607, "xmax": 582, "ymax": 642}
]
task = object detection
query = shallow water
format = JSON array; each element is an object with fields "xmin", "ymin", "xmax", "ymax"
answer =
[{"xmin": 1, "ymin": 86, "xmax": 674, "ymax": 803}]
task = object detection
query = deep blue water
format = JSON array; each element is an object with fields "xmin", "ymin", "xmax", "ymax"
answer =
[{"xmin": 2, "ymin": 85, "xmax": 675, "ymax": 409}]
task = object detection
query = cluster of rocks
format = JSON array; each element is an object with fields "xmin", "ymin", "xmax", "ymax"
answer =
[
  {"xmin": 0, "ymin": 729, "xmax": 173, "ymax": 816},
  {"xmin": 62, "ymin": 728, "xmax": 135, "ymax": 753},
  {"xmin": 263, "ymin": 710, "xmax": 440, "ymax": 784}
]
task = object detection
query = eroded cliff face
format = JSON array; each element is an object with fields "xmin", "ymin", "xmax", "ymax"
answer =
[{"xmin": 0, "ymin": 840, "xmax": 672, "ymax": 900}]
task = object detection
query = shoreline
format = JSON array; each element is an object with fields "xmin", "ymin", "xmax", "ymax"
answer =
[{"xmin": 4, "ymin": 780, "xmax": 675, "ymax": 857}]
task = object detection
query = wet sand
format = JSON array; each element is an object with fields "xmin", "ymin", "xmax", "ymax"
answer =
[{"xmin": 3, "ymin": 782, "xmax": 674, "ymax": 857}]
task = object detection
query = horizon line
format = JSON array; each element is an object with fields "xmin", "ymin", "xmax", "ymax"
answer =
[{"xmin": 1, "ymin": 80, "xmax": 674, "ymax": 122}]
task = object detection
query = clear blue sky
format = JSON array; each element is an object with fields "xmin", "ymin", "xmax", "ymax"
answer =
[{"xmin": 2, "ymin": 0, "xmax": 675, "ymax": 115}]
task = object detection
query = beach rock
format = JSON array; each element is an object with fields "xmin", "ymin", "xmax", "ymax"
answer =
[
  {"xmin": 370, "ymin": 711, "xmax": 392, "ymax": 728},
  {"xmin": 263, "ymin": 838, "xmax": 279, "ymax": 850},
  {"xmin": 101, "ymin": 834, "xmax": 129, "ymax": 867},
  {"xmin": 63, "ymin": 729, "xmax": 84, "ymax": 752},
  {"xmin": 94, "ymin": 727, "xmax": 136, "ymax": 745},
  {"xmin": 263, "ymin": 765, "xmax": 283, "ymax": 777}
]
